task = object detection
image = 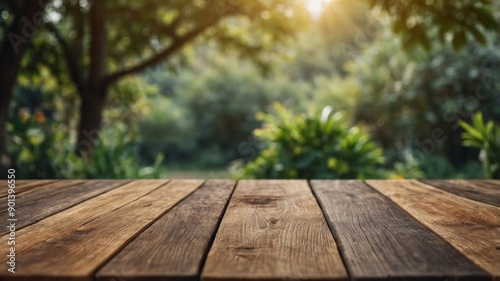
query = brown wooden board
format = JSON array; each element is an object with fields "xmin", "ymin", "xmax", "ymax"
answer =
[
  {"xmin": 366, "ymin": 180, "xmax": 500, "ymax": 280},
  {"xmin": 485, "ymin": 180, "xmax": 500, "ymax": 188},
  {"xmin": 422, "ymin": 180, "xmax": 500, "ymax": 207},
  {"xmin": 97, "ymin": 180, "xmax": 235, "ymax": 281},
  {"xmin": 202, "ymin": 180, "xmax": 348, "ymax": 281},
  {"xmin": 0, "ymin": 180, "xmax": 129, "ymax": 236},
  {"xmin": 3, "ymin": 180, "xmax": 85, "ymax": 201},
  {"xmin": 0, "ymin": 180, "xmax": 203, "ymax": 281},
  {"xmin": 0, "ymin": 180, "xmax": 59, "ymax": 197},
  {"xmin": 311, "ymin": 180, "xmax": 489, "ymax": 281}
]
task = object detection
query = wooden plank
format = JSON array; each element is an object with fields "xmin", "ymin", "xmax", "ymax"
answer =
[
  {"xmin": 3, "ymin": 180, "xmax": 85, "ymax": 201},
  {"xmin": 366, "ymin": 180, "xmax": 500, "ymax": 280},
  {"xmin": 0, "ymin": 180, "xmax": 58, "ymax": 197},
  {"xmin": 97, "ymin": 180, "xmax": 235, "ymax": 281},
  {"xmin": 485, "ymin": 180, "xmax": 500, "ymax": 188},
  {"xmin": 422, "ymin": 180, "xmax": 500, "ymax": 207},
  {"xmin": 311, "ymin": 180, "xmax": 489, "ymax": 280},
  {"xmin": 0, "ymin": 180, "xmax": 203, "ymax": 281},
  {"xmin": 202, "ymin": 180, "xmax": 348, "ymax": 281},
  {"xmin": 0, "ymin": 180, "xmax": 130, "ymax": 236}
]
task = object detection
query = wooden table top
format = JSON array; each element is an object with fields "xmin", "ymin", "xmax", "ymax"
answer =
[{"xmin": 1, "ymin": 179, "xmax": 499, "ymax": 281}]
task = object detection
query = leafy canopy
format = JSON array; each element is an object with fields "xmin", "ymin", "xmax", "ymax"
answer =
[{"xmin": 369, "ymin": 0, "xmax": 499, "ymax": 50}]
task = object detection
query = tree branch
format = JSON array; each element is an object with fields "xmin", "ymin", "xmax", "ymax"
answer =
[
  {"xmin": 104, "ymin": 13, "xmax": 228, "ymax": 86},
  {"xmin": 88, "ymin": 0, "xmax": 107, "ymax": 95}
]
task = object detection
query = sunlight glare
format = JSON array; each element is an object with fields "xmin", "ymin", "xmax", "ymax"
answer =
[{"xmin": 305, "ymin": 0, "xmax": 330, "ymax": 16}]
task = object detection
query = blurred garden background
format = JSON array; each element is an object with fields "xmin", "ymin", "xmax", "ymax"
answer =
[{"xmin": 0, "ymin": 0, "xmax": 499, "ymax": 179}]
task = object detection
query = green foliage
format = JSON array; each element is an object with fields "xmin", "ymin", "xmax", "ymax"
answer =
[
  {"xmin": 4, "ymin": 0, "xmax": 499, "ymax": 180},
  {"xmin": 388, "ymin": 152, "xmax": 484, "ymax": 179},
  {"xmin": 7, "ymin": 108, "xmax": 163, "ymax": 179},
  {"xmin": 287, "ymin": 0, "xmax": 376, "ymax": 80},
  {"xmin": 383, "ymin": 149, "xmax": 485, "ymax": 179},
  {"xmin": 18, "ymin": 0, "xmax": 309, "ymax": 95},
  {"xmin": 57, "ymin": 127, "xmax": 164, "ymax": 179},
  {"xmin": 240, "ymin": 104, "xmax": 384, "ymax": 179},
  {"xmin": 138, "ymin": 53, "xmax": 304, "ymax": 167},
  {"xmin": 349, "ymin": 28, "xmax": 500, "ymax": 166},
  {"xmin": 459, "ymin": 112, "xmax": 500, "ymax": 179},
  {"xmin": 418, "ymin": 154, "xmax": 484, "ymax": 179},
  {"xmin": 7, "ymin": 109, "xmax": 58, "ymax": 179},
  {"xmin": 138, "ymin": 96, "xmax": 196, "ymax": 164},
  {"xmin": 388, "ymin": 152, "xmax": 426, "ymax": 179},
  {"xmin": 369, "ymin": 0, "xmax": 499, "ymax": 50}
]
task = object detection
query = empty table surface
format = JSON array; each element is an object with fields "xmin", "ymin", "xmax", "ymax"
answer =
[{"xmin": 0, "ymin": 179, "xmax": 499, "ymax": 281}]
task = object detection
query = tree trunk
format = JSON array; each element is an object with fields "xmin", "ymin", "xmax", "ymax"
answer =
[
  {"xmin": 75, "ymin": 90, "xmax": 107, "ymax": 156},
  {"xmin": 0, "ymin": 0, "xmax": 50, "ymax": 169},
  {"xmin": 74, "ymin": 0, "xmax": 108, "ymax": 156},
  {"xmin": 0, "ymin": 61, "xmax": 17, "ymax": 168}
]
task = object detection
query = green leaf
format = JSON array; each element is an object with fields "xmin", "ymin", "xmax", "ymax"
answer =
[
  {"xmin": 459, "ymin": 120, "xmax": 484, "ymax": 141},
  {"xmin": 468, "ymin": 25, "xmax": 487, "ymax": 45},
  {"xmin": 472, "ymin": 112, "xmax": 485, "ymax": 134}
]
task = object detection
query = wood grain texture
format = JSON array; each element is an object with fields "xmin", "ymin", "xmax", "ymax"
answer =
[
  {"xmin": 0, "ymin": 180, "xmax": 59, "ymax": 197},
  {"xmin": 202, "ymin": 180, "xmax": 348, "ymax": 281},
  {"xmin": 485, "ymin": 180, "xmax": 500, "ymax": 188},
  {"xmin": 311, "ymin": 180, "xmax": 489, "ymax": 281},
  {"xmin": 3, "ymin": 180, "xmax": 85, "ymax": 201},
  {"xmin": 366, "ymin": 180, "xmax": 500, "ymax": 280},
  {"xmin": 0, "ymin": 180, "xmax": 129, "ymax": 236},
  {"xmin": 0, "ymin": 180, "xmax": 203, "ymax": 281},
  {"xmin": 97, "ymin": 180, "xmax": 235, "ymax": 281},
  {"xmin": 422, "ymin": 180, "xmax": 500, "ymax": 207}
]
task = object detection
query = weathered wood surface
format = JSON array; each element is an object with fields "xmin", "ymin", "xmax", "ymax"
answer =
[
  {"xmin": 367, "ymin": 180, "xmax": 500, "ymax": 279},
  {"xmin": 0, "ymin": 180, "xmax": 498, "ymax": 281},
  {"xmin": 422, "ymin": 179, "xmax": 500, "ymax": 207},
  {"xmin": 311, "ymin": 180, "xmax": 489, "ymax": 280},
  {"xmin": 0, "ymin": 180, "xmax": 202, "ymax": 281},
  {"xmin": 97, "ymin": 180, "xmax": 235, "ymax": 281},
  {"xmin": 202, "ymin": 180, "xmax": 348, "ymax": 281},
  {"xmin": 0, "ymin": 180, "xmax": 129, "ymax": 236},
  {"xmin": 1, "ymin": 179, "xmax": 60, "ymax": 198}
]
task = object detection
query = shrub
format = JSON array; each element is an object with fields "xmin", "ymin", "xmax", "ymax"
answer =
[
  {"xmin": 239, "ymin": 104, "xmax": 384, "ymax": 179},
  {"xmin": 7, "ymin": 109, "xmax": 59, "ymax": 179},
  {"xmin": 7, "ymin": 113, "xmax": 163, "ymax": 179},
  {"xmin": 54, "ymin": 126, "xmax": 164, "ymax": 179},
  {"xmin": 459, "ymin": 112, "xmax": 500, "ymax": 179}
]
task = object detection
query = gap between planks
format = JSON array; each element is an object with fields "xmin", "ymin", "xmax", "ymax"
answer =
[
  {"xmin": 366, "ymin": 180, "xmax": 500, "ymax": 280},
  {"xmin": 421, "ymin": 179, "xmax": 500, "ymax": 207},
  {"xmin": 0, "ymin": 180, "xmax": 131, "ymax": 236},
  {"xmin": 96, "ymin": 180, "xmax": 236, "ymax": 281},
  {"xmin": 0, "ymin": 180, "xmax": 204, "ymax": 281},
  {"xmin": 202, "ymin": 180, "xmax": 348, "ymax": 281},
  {"xmin": 311, "ymin": 180, "xmax": 489, "ymax": 281}
]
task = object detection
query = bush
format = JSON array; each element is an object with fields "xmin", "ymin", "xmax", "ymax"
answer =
[
  {"xmin": 239, "ymin": 104, "xmax": 384, "ymax": 179},
  {"xmin": 7, "ymin": 109, "xmax": 59, "ymax": 179},
  {"xmin": 459, "ymin": 112, "xmax": 500, "ymax": 179},
  {"xmin": 53, "ymin": 126, "xmax": 164, "ymax": 179},
  {"xmin": 7, "ymin": 113, "xmax": 163, "ymax": 179}
]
